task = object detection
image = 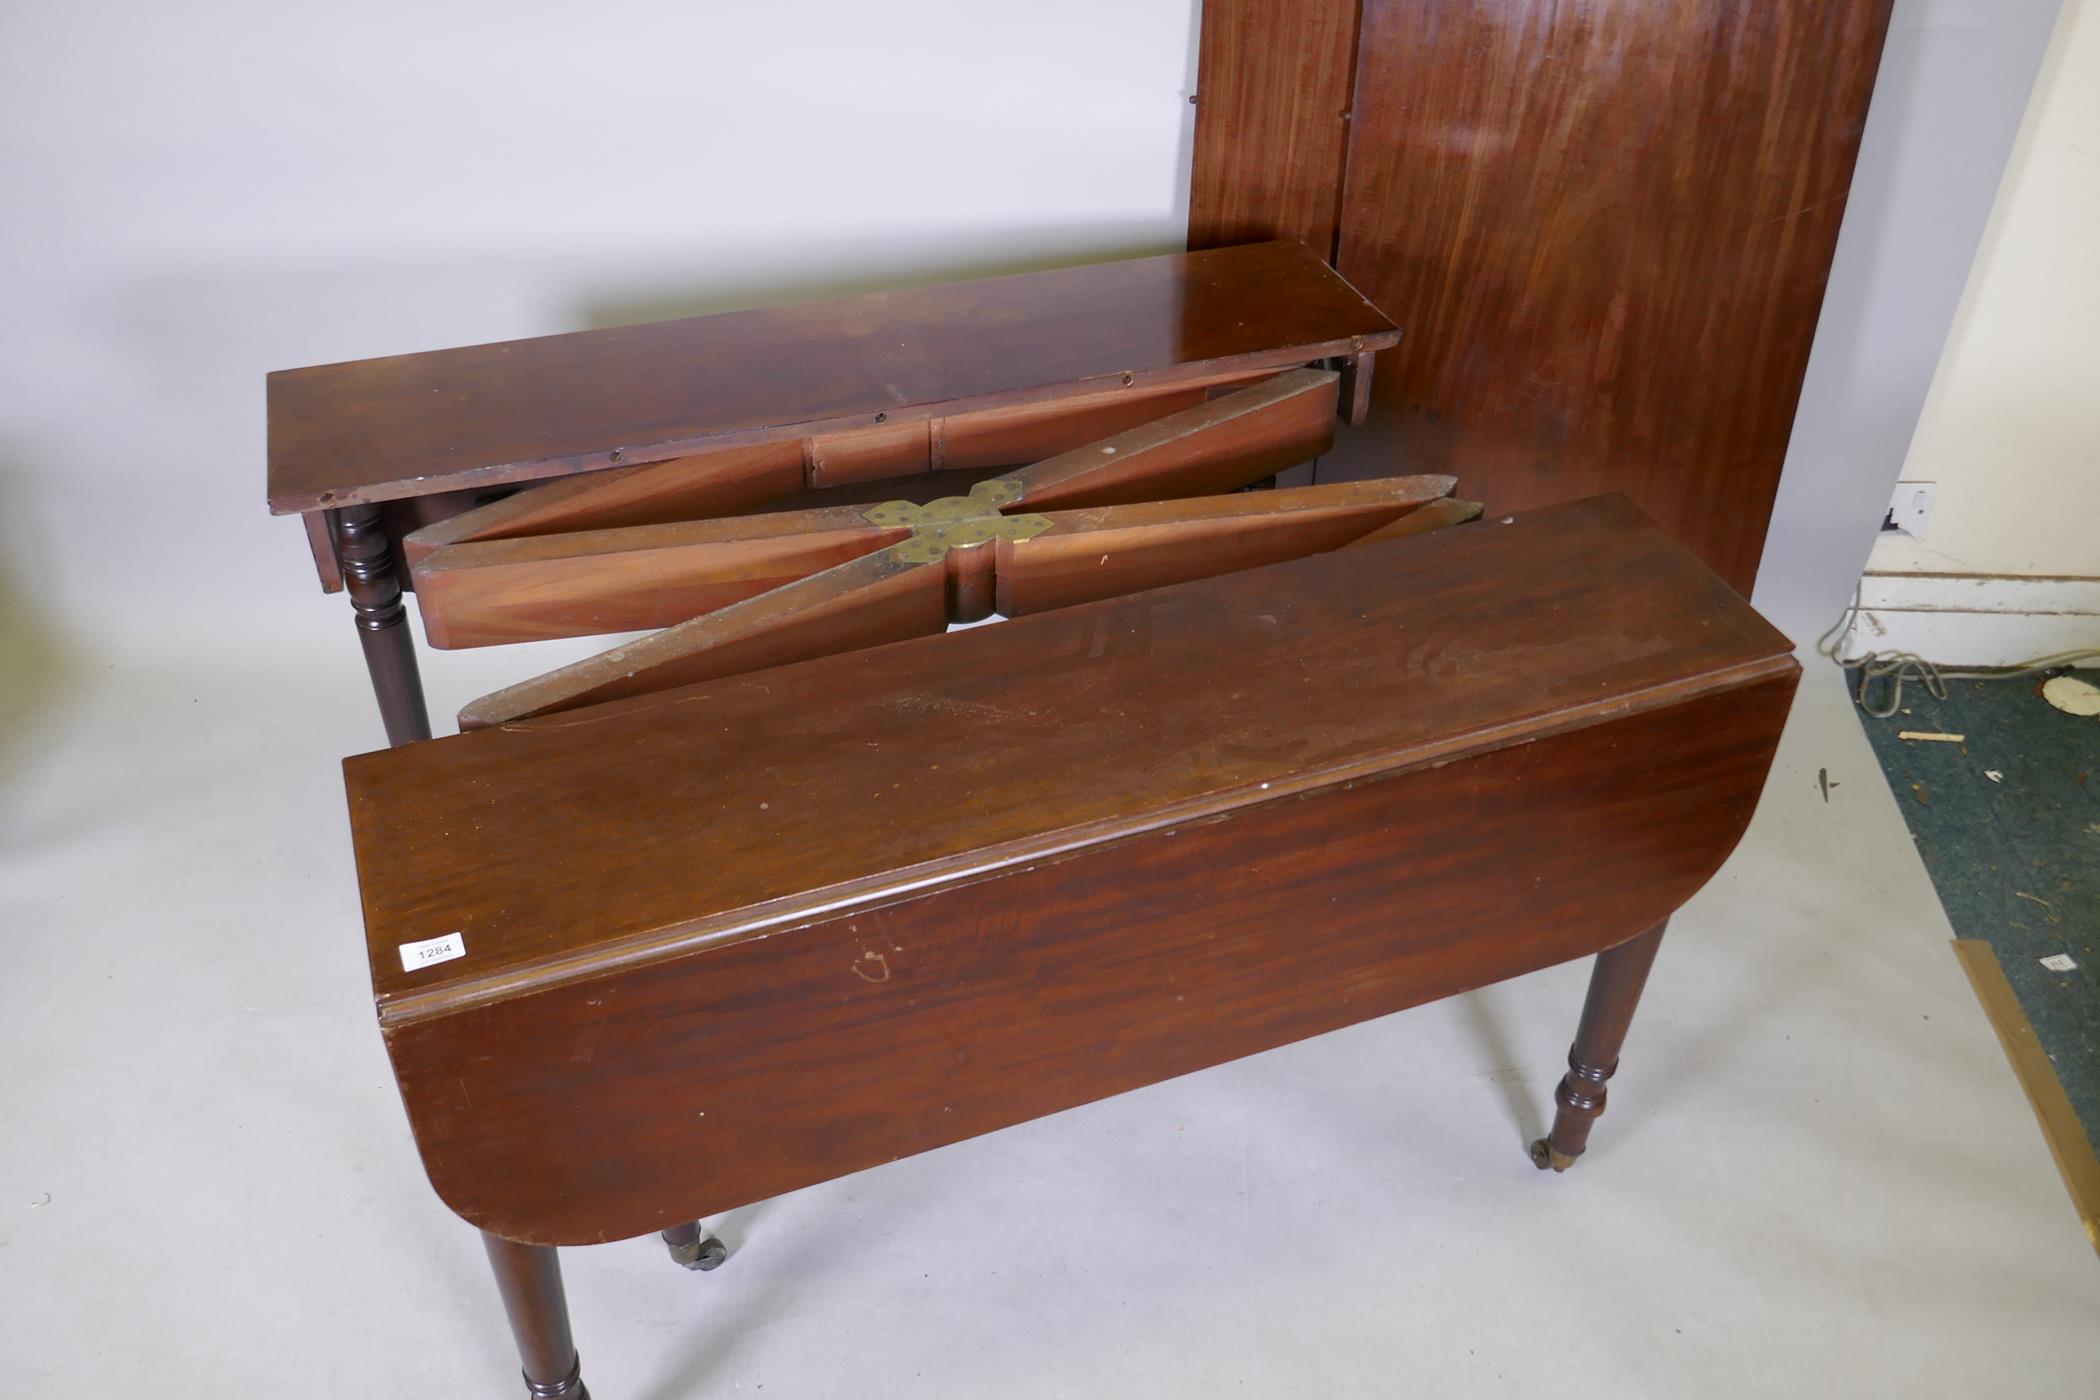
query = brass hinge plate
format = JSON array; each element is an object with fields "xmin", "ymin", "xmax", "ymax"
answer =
[{"xmin": 865, "ymin": 477, "xmax": 1053, "ymax": 563}]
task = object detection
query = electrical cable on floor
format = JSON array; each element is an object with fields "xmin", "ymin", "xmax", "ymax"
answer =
[{"xmin": 1816, "ymin": 583, "xmax": 2100, "ymax": 718}]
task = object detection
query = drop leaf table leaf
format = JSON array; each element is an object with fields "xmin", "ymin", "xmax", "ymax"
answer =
[{"xmin": 342, "ymin": 493, "xmax": 1798, "ymax": 1398}]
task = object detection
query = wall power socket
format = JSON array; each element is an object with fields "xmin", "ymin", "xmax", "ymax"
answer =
[{"xmin": 1881, "ymin": 481, "xmax": 1936, "ymax": 538}]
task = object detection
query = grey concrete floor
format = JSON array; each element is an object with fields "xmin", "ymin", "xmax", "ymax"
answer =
[{"xmin": 4, "ymin": 630, "xmax": 2098, "ymax": 1399}]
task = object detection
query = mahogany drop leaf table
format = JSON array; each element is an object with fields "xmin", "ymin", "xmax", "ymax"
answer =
[{"xmin": 341, "ymin": 494, "xmax": 1798, "ymax": 1397}]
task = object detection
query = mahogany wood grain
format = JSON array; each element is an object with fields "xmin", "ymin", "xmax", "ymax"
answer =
[
  {"xmin": 343, "ymin": 495, "xmax": 1798, "ymax": 1244},
  {"xmin": 409, "ymin": 506, "xmax": 906, "ymax": 650},
  {"xmin": 1338, "ymin": 350, "xmax": 1374, "ymax": 428},
  {"xmin": 995, "ymin": 474, "xmax": 1455, "ymax": 617},
  {"xmin": 457, "ymin": 545, "xmax": 949, "ymax": 730},
  {"xmin": 357, "ymin": 493, "xmax": 1783, "ymax": 1011},
  {"xmin": 803, "ymin": 377, "xmax": 1264, "ymax": 485},
  {"xmin": 1189, "ymin": 0, "xmax": 1362, "ymax": 254},
  {"xmin": 1347, "ymin": 495, "xmax": 1483, "ymax": 545},
  {"xmin": 399, "ymin": 441, "xmax": 809, "ymax": 572},
  {"xmin": 266, "ymin": 242, "xmax": 1397, "ymax": 515},
  {"xmin": 481, "ymin": 1235, "xmax": 586, "ymax": 1400},
  {"xmin": 376, "ymin": 681, "xmax": 1790, "ymax": 1247},
  {"xmin": 302, "ymin": 511, "xmax": 343, "ymax": 592},
  {"xmin": 936, "ymin": 374, "xmax": 1254, "ymax": 471},
  {"xmin": 455, "ymin": 475, "xmax": 1459, "ymax": 729},
  {"xmin": 805, "ymin": 418, "xmax": 932, "ymax": 486},
  {"xmin": 1531, "ymin": 920, "xmax": 1668, "ymax": 1171},
  {"xmin": 333, "ymin": 504, "xmax": 430, "ymax": 746},
  {"xmin": 1008, "ymin": 368, "xmax": 1335, "ymax": 509},
  {"xmin": 752, "ymin": 463, "xmax": 1023, "ymax": 516},
  {"xmin": 1329, "ymin": 0, "xmax": 1892, "ymax": 590},
  {"xmin": 408, "ymin": 372, "xmax": 1339, "ymax": 648}
]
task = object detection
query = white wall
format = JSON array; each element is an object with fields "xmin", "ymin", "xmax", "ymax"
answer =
[
  {"xmin": 1873, "ymin": 0, "xmax": 2096, "ymax": 582},
  {"xmin": 1753, "ymin": 0, "xmax": 2064, "ymax": 649},
  {"xmin": 1843, "ymin": 0, "xmax": 2100, "ymax": 662},
  {"xmin": 0, "ymin": 1, "xmax": 1201, "ymax": 669}
]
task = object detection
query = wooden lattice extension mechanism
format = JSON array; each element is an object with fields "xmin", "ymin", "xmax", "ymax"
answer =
[{"xmin": 404, "ymin": 367, "xmax": 1481, "ymax": 729}]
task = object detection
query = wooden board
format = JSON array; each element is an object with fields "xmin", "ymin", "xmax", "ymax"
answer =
[
  {"xmin": 1011, "ymin": 368, "xmax": 1336, "ymax": 509},
  {"xmin": 408, "ymin": 506, "xmax": 904, "ymax": 650},
  {"xmin": 1331, "ymin": 0, "xmax": 1890, "ymax": 591},
  {"xmin": 1952, "ymin": 939, "xmax": 2100, "ymax": 1257},
  {"xmin": 1189, "ymin": 0, "xmax": 1362, "ymax": 254},
  {"xmin": 456, "ymin": 545, "xmax": 953, "ymax": 730},
  {"xmin": 1188, "ymin": 1, "xmax": 1892, "ymax": 592},
  {"xmin": 343, "ymin": 494, "xmax": 1797, "ymax": 1244},
  {"xmin": 993, "ymin": 476, "xmax": 1455, "ymax": 617},
  {"xmin": 937, "ymin": 374, "xmax": 1259, "ymax": 471},
  {"xmin": 1347, "ymin": 495, "xmax": 1484, "ymax": 545},
  {"xmin": 399, "ymin": 442, "xmax": 810, "ymax": 573},
  {"xmin": 266, "ymin": 241, "xmax": 1397, "ymax": 514}
]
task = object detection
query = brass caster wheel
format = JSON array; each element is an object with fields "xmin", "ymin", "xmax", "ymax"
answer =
[
  {"xmin": 667, "ymin": 1233, "xmax": 728, "ymax": 1271},
  {"xmin": 1529, "ymin": 1138, "xmax": 1578, "ymax": 1172}
]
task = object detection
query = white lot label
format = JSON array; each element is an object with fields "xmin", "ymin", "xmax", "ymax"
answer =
[
  {"xmin": 399, "ymin": 931, "xmax": 467, "ymax": 972},
  {"xmin": 2040, "ymin": 953, "xmax": 2078, "ymax": 974}
]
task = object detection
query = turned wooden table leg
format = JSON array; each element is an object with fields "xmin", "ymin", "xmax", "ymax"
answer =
[
  {"xmin": 331, "ymin": 503, "xmax": 431, "ymax": 747},
  {"xmin": 1531, "ymin": 920, "xmax": 1667, "ymax": 1172},
  {"xmin": 661, "ymin": 1220, "xmax": 729, "ymax": 1272},
  {"xmin": 482, "ymin": 1233, "xmax": 588, "ymax": 1400}
]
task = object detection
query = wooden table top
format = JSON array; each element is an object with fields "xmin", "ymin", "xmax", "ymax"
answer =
[
  {"xmin": 345, "ymin": 494, "xmax": 1795, "ymax": 1025},
  {"xmin": 267, "ymin": 241, "xmax": 1399, "ymax": 514}
]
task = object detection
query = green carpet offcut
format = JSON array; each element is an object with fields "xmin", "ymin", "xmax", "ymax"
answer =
[{"xmin": 1856, "ymin": 673, "xmax": 2100, "ymax": 1155}]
